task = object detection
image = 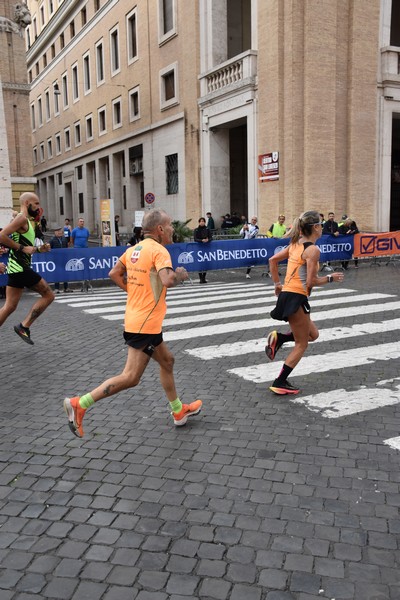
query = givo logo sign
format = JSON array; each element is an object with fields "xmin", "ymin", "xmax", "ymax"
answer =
[
  {"xmin": 360, "ymin": 235, "xmax": 400, "ymax": 254},
  {"xmin": 65, "ymin": 258, "xmax": 85, "ymax": 271},
  {"xmin": 178, "ymin": 251, "xmax": 194, "ymax": 264}
]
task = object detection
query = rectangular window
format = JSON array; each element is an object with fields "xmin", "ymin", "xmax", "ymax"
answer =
[
  {"xmin": 58, "ymin": 172, "xmax": 63, "ymax": 185},
  {"xmin": 49, "ymin": 0, "xmax": 54, "ymax": 15},
  {"xmin": 98, "ymin": 106, "xmax": 106, "ymax": 134},
  {"xmin": 127, "ymin": 8, "xmax": 138, "ymax": 63},
  {"xmin": 112, "ymin": 98, "xmax": 122, "ymax": 129},
  {"xmin": 55, "ymin": 132, "xmax": 61, "ymax": 155},
  {"xmin": 47, "ymin": 138, "xmax": 53, "ymax": 158},
  {"xmin": 160, "ymin": 63, "xmax": 178, "ymax": 109},
  {"xmin": 74, "ymin": 121, "xmax": 81, "ymax": 146},
  {"xmin": 123, "ymin": 185, "xmax": 127, "ymax": 210},
  {"xmin": 45, "ymin": 90, "xmax": 50, "ymax": 121},
  {"xmin": 166, "ymin": 153, "xmax": 178, "ymax": 194},
  {"xmin": 62, "ymin": 73, "xmax": 69, "ymax": 108},
  {"xmin": 31, "ymin": 104, "xmax": 36, "ymax": 130},
  {"xmin": 35, "ymin": 62, "xmax": 39, "ymax": 76},
  {"xmin": 59, "ymin": 196, "xmax": 64, "ymax": 215},
  {"xmin": 159, "ymin": 0, "xmax": 176, "ymax": 42},
  {"xmin": 78, "ymin": 193, "xmax": 84, "ymax": 213},
  {"xmin": 81, "ymin": 7, "xmax": 87, "ymax": 26},
  {"xmin": 65, "ymin": 127, "xmax": 71, "ymax": 150},
  {"xmin": 51, "ymin": 43, "xmax": 55, "ymax": 59},
  {"xmin": 40, "ymin": 6, "xmax": 45, "ymax": 27},
  {"xmin": 76, "ymin": 165, "xmax": 83, "ymax": 179},
  {"xmin": 60, "ymin": 32, "xmax": 64, "ymax": 49},
  {"xmin": 40, "ymin": 142, "xmax": 45, "ymax": 162},
  {"xmin": 54, "ymin": 83, "xmax": 60, "ymax": 115},
  {"xmin": 38, "ymin": 97, "xmax": 43, "ymax": 126},
  {"xmin": 33, "ymin": 147, "xmax": 38, "ymax": 165},
  {"xmin": 70, "ymin": 21, "xmax": 75, "ymax": 38},
  {"xmin": 94, "ymin": 0, "xmax": 100, "ymax": 11},
  {"xmin": 33, "ymin": 16, "xmax": 37, "ymax": 39},
  {"xmin": 110, "ymin": 26, "xmax": 120, "ymax": 74},
  {"xmin": 43, "ymin": 53, "xmax": 47, "ymax": 68},
  {"xmin": 28, "ymin": 69, "xmax": 32, "ymax": 83},
  {"xmin": 96, "ymin": 40, "xmax": 104, "ymax": 84},
  {"xmin": 83, "ymin": 53, "xmax": 91, "ymax": 93},
  {"xmin": 129, "ymin": 86, "xmax": 140, "ymax": 121},
  {"xmin": 72, "ymin": 63, "xmax": 79, "ymax": 101},
  {"xmin": 86, "ymin": 114, "xmax": 93, "ymax": 141}
]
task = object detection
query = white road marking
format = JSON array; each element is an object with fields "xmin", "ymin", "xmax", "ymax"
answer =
[
  {"xmin": 383, "ymin": 437, "xmax": 400, "ymax": 451},
  {"xmin": 186, "ymin": 318, "xmax": 400, "ymax": 360},
  {"xmin": 289, "ymin": 386, "xmax": 400, "ymax": 419},
  {"xmin": 102, "ymin": 294, "xmax": 396, "ymax": 324},
  {"xmin": 83, "ymin": 287, "xmax": 361, "ymax": 315},
  {"xmin": 161, "ymin": 300, "xmax": 400, "ymax": 341},
  {"xmin": 228, "ymin": 341, "xmax": 400, "ymax": 383}
]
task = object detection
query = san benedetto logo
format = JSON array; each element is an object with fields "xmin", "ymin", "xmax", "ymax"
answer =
[
  {"xmin": 65, "ymin": 258, "xmax": 85, "ymax": 271},
  {"xmin": 178, "ymin": 251, "xmax": 195, "ymax": 264}
]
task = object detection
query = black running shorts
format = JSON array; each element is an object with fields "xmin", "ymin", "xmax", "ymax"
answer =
[
  {"xmin": 123, "ymin": 331, "xmax": 163, "ymax": 356},
  {"xmin": 7, "ymin": 268, "xmax": 42, "ymax": 289},
  {"xmin": 270, "ymin": 291, "xmax": 310, "ymax": 322}
]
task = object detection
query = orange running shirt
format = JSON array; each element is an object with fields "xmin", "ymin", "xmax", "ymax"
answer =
[
  {"xmin": 283, "ymin": 242, "xmax": 317, "ymax": 296},
  {"xmin": 119, "ymin": 238, "xmax": 173, "ymax": 333}
]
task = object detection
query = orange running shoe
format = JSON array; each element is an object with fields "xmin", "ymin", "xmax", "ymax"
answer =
[
  {"xmin": 172, "ymin": 400, "xmax": 202, "ymax": 426},
  {"xmin": 63, "ymin": 397, "xmax": 86, "ymax": 437}
]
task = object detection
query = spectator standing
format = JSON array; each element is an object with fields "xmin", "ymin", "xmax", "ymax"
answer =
[
  {"xmin": 231, "ymin": 212, "xmax": 241, "ymax": 227},
  {"xmin": 339, "ymin": 218, "xmax": 359, "ymax": 269},
  {"xmin": 240, "ymin": 216, "xmax": 259, "ymax": 278},
  {"xmin": 71, "ymin": 218, "xmax": 90, "ymax": 248},
  {"xmin": 206, "ymin": 212, "xmax": 215, "ymax": 231},
  {"xmin": 267, "ymin": 214, "xmax": 287, "ymax": 238},
  {"xmin": 115, "ymin": 215, "xmax": 120, "ymax": 246},
  {"xmin": 322, "ymin": 212, "xmax": 339, "ymax": 236},
  {"xmin": 71, "ymin": 218, "xmax": 91, "ymax": 292},
  {"xmin": 40, "ymin": 214, "xmax": 47, "ymax": 232},
  {"xmin": 63, "ymin": 219, "xmax": 72, "ymax": 245},
  {"xmin": 50, "ymin": 226, "xmax": 72, "ymax": 293},
  {"xmin": 221, "ymin": 214, "xmax": 234, "ymax": 229},
  {"xmin": 194, "ymin": 217, "xmax": 212, "ymax": 283}
]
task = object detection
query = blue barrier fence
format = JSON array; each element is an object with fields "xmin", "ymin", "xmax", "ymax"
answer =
[{"xmin": 0, "ymin": 235, "xmax": 353, "ymax": 285}]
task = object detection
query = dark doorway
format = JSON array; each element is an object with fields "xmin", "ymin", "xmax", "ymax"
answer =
[
  {"xmin": 391, "ymin": 116, "xmax": 400, "ymax": 231},
  {"xmin": 229, "ymin": 124, "xmax": 248, "ymax": 219}
]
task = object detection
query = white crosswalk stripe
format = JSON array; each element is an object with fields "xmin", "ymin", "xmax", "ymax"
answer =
[{"xmin": 55, "ymin": 281, "xmax": 400, "ymax": 424}]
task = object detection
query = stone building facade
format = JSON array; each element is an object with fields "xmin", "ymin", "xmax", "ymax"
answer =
[
  {"xmin": 0, "ymin": 0, "xmax": 36, "ymax": 228},
  {"xmin": 25, "ymin": 0, "xmax": 400, "ymax": 234}
]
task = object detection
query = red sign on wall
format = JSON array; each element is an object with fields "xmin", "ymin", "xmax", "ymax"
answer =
[{"xmin": 258, "ymin": 152, "xmax": 279, "ymax": 182}]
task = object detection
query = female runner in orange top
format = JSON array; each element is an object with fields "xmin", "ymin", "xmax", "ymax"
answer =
[{"xmin": 266, "ymin": 210, "xmax": 344, "ymax": 395}]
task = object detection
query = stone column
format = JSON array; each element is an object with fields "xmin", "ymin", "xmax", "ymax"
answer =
[{"xmin": 0, "ymin": 77, "xmax": 12, "ymax": 228}]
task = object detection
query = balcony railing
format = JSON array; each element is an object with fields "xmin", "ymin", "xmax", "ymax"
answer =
[{"xmin": 199, "ymin": 50, "xmax": 257, "ymax": 99}]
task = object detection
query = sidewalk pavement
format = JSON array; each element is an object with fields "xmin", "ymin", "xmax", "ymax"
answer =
[{"xmin": 0, "ymin": 261, "xmax": 399, "ymax": 599}]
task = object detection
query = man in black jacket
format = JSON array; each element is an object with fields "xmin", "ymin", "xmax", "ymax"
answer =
[
  {"xmin": 322, "ymin": 212, "xmax": 339, "ymax": 236},
  {"xmin": 194, "ymin": 217, "xmax": 212, "ymax": 283},
  {"xmin": 50, "ymin": 226, "xmax": 72, "ymax": 293}
]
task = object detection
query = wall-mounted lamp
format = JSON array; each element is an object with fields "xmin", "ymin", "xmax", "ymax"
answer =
[{"xmin": 53, "ymin": 83, "xmax": 61, "ymax": 96}]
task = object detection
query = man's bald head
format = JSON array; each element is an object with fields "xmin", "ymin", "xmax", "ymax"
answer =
[
  {"xmin": 142, "ymin": 209, "xmax": 170, "ymax": 234},
  {"xmin": 20, "ymin": 192, "xmax": 39, "ymax": 208}
]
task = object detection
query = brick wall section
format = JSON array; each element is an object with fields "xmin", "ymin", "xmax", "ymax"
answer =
[
  {"xmin": 0, "ymin": 0, "xmax": 33, "ymax": 179},
  {"xmin": 258, "ymin": 0, "xmax": 380, "ymax": 231}
]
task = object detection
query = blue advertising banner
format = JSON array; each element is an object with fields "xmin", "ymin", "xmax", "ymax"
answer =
[{"xmin": 0, "ymin": 235, "xmax": 354, "ymax": 286}]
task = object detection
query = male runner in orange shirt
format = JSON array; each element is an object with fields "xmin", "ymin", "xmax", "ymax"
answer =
[{"xmin": 63, "ymin": 209, "xmax": 202, "ymax": 437}]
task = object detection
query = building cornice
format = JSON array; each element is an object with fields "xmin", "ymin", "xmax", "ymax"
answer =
[{"xmin": 27, "ymin": 0, "xmax": 118, "ymax": 72}]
